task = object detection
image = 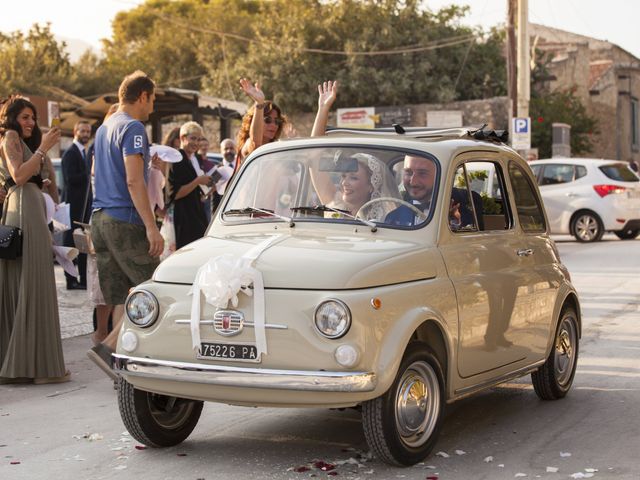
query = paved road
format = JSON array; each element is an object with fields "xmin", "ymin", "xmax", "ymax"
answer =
[{"xmin": 1, "ymin": 234, "xmax": 639, "ymax": 479}]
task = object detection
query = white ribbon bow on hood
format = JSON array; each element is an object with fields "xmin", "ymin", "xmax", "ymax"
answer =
[{"xmin": 188, "ymin": 234, "xmax": 285, "ymax": 358}]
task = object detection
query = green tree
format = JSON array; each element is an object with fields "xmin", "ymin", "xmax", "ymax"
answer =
[
  {"xmin": 94, "ymin": 0, "xmax": 507, "ymax": 112},
  {"xmin": 0, "ymin": 24, "xmax": 72, "ymax": 97},
  {"xmin": 530, "ymin": 87, "xmax": 598, "ymax": 158}
]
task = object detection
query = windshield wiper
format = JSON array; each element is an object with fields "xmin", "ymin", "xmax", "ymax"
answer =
[
  {"xmin": 224, "ymin": 207, "xmax": 294, "ymax": 227},
  {"xmin": 291, "ymin": 205, "xmax": 378, "ymax": 232}
]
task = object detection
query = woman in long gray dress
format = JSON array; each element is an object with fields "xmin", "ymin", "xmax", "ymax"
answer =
[{"xmin": 0, "ymin": 95, "xmax": 69, "ymax": 384}]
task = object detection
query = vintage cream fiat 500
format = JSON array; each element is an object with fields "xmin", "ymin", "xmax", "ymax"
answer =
[{"xmin": 114, "ymin": 127, "xmax": 580, "ymax": 466}]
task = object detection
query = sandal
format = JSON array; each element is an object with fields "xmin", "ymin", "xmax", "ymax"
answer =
[{"xmin": 34, "ymin": 370, "xmax": 71, "ymax": 385}]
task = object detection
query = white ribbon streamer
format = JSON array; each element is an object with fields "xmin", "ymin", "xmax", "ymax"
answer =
[{"xmin": 188, "ymin": 235, "xmax": 285, "ymax": 357}]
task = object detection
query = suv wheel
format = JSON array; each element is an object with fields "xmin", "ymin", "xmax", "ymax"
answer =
[
  {"xmin": 531, "ymin": 307, "xmax": 579, "ymax": 400},
  {"xmin": 614, "ymin": 229, "xmax": 639, "ymax": 240},
  {"xmin": 362, "ymin": 342, "xmax": 444, "ymax": 466},
  {"xmin": 118, "ymin": 378, "xmax": 203, "ymax": 447},
  {"xmin": 570, "ymin": 211, "xmax": 604, "ymax": 242}
]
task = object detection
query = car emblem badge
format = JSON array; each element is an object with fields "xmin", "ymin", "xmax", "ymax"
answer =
[{"xmin": 213, "ymin": 310, "xmax": 244, "ymax": 336}]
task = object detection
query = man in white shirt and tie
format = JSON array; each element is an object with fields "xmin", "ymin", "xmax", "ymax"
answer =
[{"xmin": 61, "ymin": 120, "xmax": 92, "ymax": 289}]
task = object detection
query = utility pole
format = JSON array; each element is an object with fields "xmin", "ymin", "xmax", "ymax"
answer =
[
  {"xmin": 516, "ymin": 0, "xmax": 530, "ymax": 119},
  {"xmin": 506, "ymin": 0, "xmax": 517, "ymax": 119},
  {"xmin": 507, "ymin": 0, "xmax": 531, "ymax": 154}
]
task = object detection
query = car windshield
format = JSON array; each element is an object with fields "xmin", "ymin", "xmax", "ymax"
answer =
[
  {"xmin": 222, "ymin": 147, "xmax": 439, "ymax": 229},
  {"xmin": 599, "ymin": 163, "xmax": 639, "ymax": 182}
]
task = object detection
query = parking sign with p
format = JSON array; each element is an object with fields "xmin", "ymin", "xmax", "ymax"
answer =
[{"xmin": 511, "ymin": 117, "xmax": 531, "ymax": 150}]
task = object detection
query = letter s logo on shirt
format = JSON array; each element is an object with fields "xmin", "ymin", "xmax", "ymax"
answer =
[{"xmin": 134, "ymin": 135, "xmax": 143, "ymax": 149}]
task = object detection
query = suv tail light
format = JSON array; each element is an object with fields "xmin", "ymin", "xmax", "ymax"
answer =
[{"xmin": 593, "ymin": 184, "xmax": 627, "ymax": 197}]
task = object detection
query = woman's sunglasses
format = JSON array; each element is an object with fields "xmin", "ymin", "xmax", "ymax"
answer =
[{"xmin": 263, "ymin": 116, "xmax": 284, "ymax": 126}]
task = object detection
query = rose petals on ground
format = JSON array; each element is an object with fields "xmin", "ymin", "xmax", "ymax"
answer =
[
  {"xmin": 435, "ymin": 451, "xmax": 450, "ymax": 458},
  {"xmin": 455, "ymin": 449, "xmax": 466, "ymax": 456},
  {"xmin": 293, "ymin": 466, "xmax": 310, "ymax": 473},
  {"xmin": 560, "ymin": 452, "xmax": 572, "ymax": 457},
  {"xmin": 88, "ymin": 433, "xmax": 103, "ymax": 441},
  {"xmin": 9, "ymin": 461, "xmax": 20, "ymax": 465},
  {"xmin": 546, "ymin": 466, "xmax": 559, "ymax": 473},
  {"xmin": 515, "ymin": 473, "xmax": 527, "ymax": 477},
  {"xmin": 314, "ymin": 461, "xmax": 336, "ymax": 471},
  {"xmin": 484, "ymin": 456, "xmax": 494, "ymax": 463},
  {"xmin": 585, "ymin": 468, "xmax": 598, "ymax": 473},
  {"xmin": 134, "ymin": 445, "xmax": 147, "ymax": 450},
  {"xmin": 426, "ymin": 476, "xmax": 439, "ymax": 480}
]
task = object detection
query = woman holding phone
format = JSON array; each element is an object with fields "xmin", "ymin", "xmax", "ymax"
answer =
[{"xmin": 0, "ymin": 95, "xmax": 69, "ymax": 384}]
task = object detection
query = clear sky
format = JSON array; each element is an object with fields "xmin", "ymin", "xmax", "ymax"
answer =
[{"xmin": 1, "ymin": 0, "xmax": 639, "ymax": 59}]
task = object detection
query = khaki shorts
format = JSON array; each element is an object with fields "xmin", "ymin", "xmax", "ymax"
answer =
[{"xmin": 91, "ymin": 209, "xmax": 159, "ymax": 306}]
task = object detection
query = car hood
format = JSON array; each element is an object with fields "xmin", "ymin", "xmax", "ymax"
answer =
[{"xmin": 153, "ymin": 232, "xmax": 438, "ymax": 289}]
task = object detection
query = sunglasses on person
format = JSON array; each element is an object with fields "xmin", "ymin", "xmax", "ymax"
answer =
[{"xmin": 263, "ymin": 116, "xmax": 284, "ymax": 126}]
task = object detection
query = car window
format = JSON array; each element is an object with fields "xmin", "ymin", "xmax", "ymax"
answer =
[
  {"xmin": 449, "ymin": 165, "xmax": 479, "ymax": 232},
  {"xmin": 464, "ymin": 161, "xmax": 511, "ymax": 231},
  {"xmin": 599, "ymin": 163, "xmax": 640, "ymax": 182},
  {"xmin": 222, "ymin": 147, "xmax": 439, "ymax": 229},
  {"xmin": 508, "ymin": 162, "xmax": 546, "ymax": 232},
  {"xmin": 576, "ymin": 165, "xmax": 587, "ymax": 179},
  {"xmin": 540, "ymin": 164, "xmax": 574, "ymax": 185}
]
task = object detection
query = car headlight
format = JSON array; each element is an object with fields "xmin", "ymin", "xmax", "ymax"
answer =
[
  {"xmin": 125, "ymin": 290, "xmax": 159, "ymax": 327},
  {"xmin": 314, "ymin": 299, "xmax": 351, "ymax": 339}
]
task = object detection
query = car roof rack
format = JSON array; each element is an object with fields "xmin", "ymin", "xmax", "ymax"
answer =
[{"xmin": 325, "ymin": 124, "xmax": 509, "ymax": 144}]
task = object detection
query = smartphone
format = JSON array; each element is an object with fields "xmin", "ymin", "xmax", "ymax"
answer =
[
  {"xmin": 50, "ymin": 117, "xmax": 61, "ymax": 128},
  {"xmin": 209, "ymin": 169, "xmax": 222, "ymax": 184}
]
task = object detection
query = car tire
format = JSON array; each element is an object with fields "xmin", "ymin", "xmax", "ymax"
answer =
[
  {"xmin": 362, "ymin": 341, "xmax": 445, "ymax": 466},
  {"xmin": 531, "ymin": 307, "xmax": 579, "ymax": 400},
  {"xmin": 570, "ymin": 211, "xmax": 604, "ymax": 242},
  {"xmin": 117, "ymin": 378, "xmax": 203, "ymax": 447},
  {"xmin": 614, "ymin": 229, "xmax": 640, "ymax": 240}
]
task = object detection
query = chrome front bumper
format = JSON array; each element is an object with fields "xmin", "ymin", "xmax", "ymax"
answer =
[{"xmin": 113, "ymin": 354, "xmax": 377, "ymax": 393}]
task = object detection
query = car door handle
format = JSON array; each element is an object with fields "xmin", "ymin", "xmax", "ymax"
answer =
[{"xmin": 516, "ymin": 248, "xmax": 534, "ymax": 257}]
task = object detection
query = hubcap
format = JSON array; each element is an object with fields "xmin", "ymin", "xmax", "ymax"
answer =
[
  {"xmin": 394, "ymin": 361, "xmax": 440, "ymax": 448},
  {"xmin": 575, "ymin": 215, "xmax": 599, "ymax": 241},
  {"xmin": 147, "ymin": 394, "xmax": 195, "ymax": 429},
  {"xmin": 554, "ymin": 316, "xmax": 577, "ymax": 386}
]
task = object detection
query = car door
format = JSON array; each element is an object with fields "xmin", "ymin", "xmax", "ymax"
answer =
[
  {"xmin": 537, "ymin": 163, "xmax": 587, "ymax": 233},
  {"xmin": 440, "ymin": 155, "xmax": 538, "ymax": 378},
  {"xmin": 506, "ymin": 160, "xmax": 563, "ymax": 361}
]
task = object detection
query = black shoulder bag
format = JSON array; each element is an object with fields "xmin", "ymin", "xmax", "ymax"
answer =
[{"xmin": 0, "ymin": 186, "xmax": 23, "ymax": 259}]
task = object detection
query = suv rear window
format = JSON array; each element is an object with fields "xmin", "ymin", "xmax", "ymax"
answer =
[{"xmin": 599, "ymin": 164, "xmax": 639, "ymax": 182}]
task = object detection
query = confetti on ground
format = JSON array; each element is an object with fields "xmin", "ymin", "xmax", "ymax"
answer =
[
  {"xmin": 426, "ymin": 476, "xmax": 439, "ymax": 480},
  {"xmin": 546, "ymin": 467, "xmax": 559, "ymax": 473},
  {"xmin": 570, "ymin": 473, "xmax": 594, "ymax": 479},
  {"xmin": 515, "ymin": 473, "xmax": 527, "ymax": 477},
  {"xmin": 134, "ymin": 445, "xmax": 147, "ymax": 450},
  {"xmin": 560, "ymin": 452, "xmax": 572, "ymax": 457},
  {"xmin": 88, "ymin": 433, "xmax": 103, "ymax": 441},
  {"xmin": 435, "ymin": 451, "xmax": 450, "ymax": 458},
  {"xmin": 498, "ymin": 464, "xmax": 505, "ymax": 468},
  {"xmin": 585, "ymin": 468, "xmax": 598, "ymax": 473},
  {"xmin": 10, "ymin": 461, "xmax": 20, "ymax": 465},
  {"xmin": 484, "ymin": 456, "xmax": 494, "ymax": 463},
  {"xmin": 293, "ymin": 466, "xmax": 310, "ymax": 473},
  {"xmin": 455, "ymin": 449, "xmax": 466, "ymax": 456}
]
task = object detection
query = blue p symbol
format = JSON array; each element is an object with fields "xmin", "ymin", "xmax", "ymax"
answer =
[{"xmin": 515, "ymin": 119, "xmax": 528, "ymax": 133}]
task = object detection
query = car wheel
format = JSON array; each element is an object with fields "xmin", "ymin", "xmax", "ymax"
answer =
[
  {"xmin": 570, "ymin": 211, "xmax": 603, "ymax": 242},
  {"xmin": 614, "ymin": 229, "xmax": 640, "ymax": 240},
  {"xmin": 531, "ymin": 307, "xmax": 579, "ymax": 400},
  {"xmin": 117, "ymin": 378, "xmax": 203, "ymax": 447},
  {"xmin": 362, "ymin": 342, "xmax": 444, "ymax": 466}
]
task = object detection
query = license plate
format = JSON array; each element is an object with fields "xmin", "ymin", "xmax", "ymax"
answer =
[{"xmin": 198, "ymin": 342, "xmax": 258, "ymax": 361}]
